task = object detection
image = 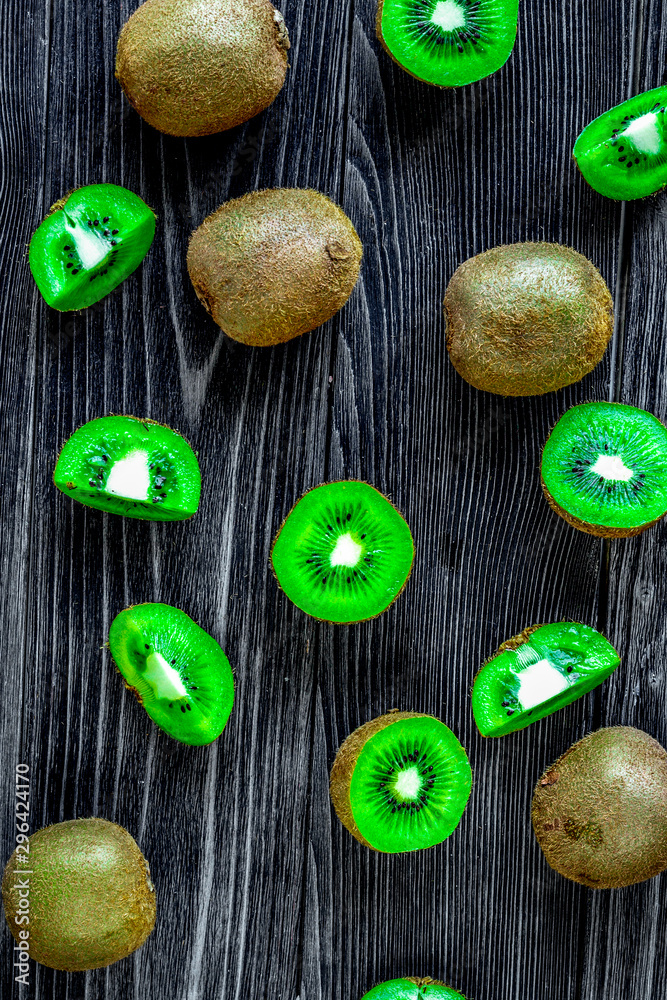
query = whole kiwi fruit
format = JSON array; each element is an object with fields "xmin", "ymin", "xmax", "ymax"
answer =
[
  {"xmin": 532, "ymin": 726, "xmax": 667, "ymax": 889},
  {"xmin": 187, "ymin": 188, "xmax": 363, "ymax": 346},
  {"xmin": 115, "ymin": 0, "xmax": 290, "ymax": 137},
  {"xmin": 444, "ymin": 243, "xmax": 614, "ymax": 396}
]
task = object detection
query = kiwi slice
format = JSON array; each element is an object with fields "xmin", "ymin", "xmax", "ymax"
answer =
[
  {"xmin": 2, "ymin": 818, "xmax": 155, "ymax": 971},
  {"xmin": 271, "ymin": 481, "xmax": 414, "ymax": 624},
  {"xmin": 532, "ymin": 727, "xmax": 667, "ymax": 888},
  {"xmin": 472, "ymin": 622, "xmax": 620, "ymax": 738},
  {"xmin": 376, "ymin": 0, "xmax": 519, "ymax": 87},
  {"xmin": 574, "ymin": 86, "xmax": 667, "ymax": 200},
  {"xmin": 541, "ymin": 402, "xmax": 667, "ymax": 537},
  {"xmin": 53, "ymin": 415, "xmax": 201, "ymax": 521},
  {"xmin": 108, "ymin": 603, "xmax": 234, "ymax": 746},
  {"xmin": 29, "ymin": 184, "xmax": 155, "ymax": 310},
  {"xmin": 330, "ymin": 711, "xmax": 472, "ymax": 853},
  {"xmin": 361, "ymin": 978, "xmax": 466, "ymax": 1000}
]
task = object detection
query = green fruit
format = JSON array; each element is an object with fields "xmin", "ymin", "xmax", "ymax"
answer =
[
  {"xmin": 2, "ymin": 818, "xmax": 155, "ymax": 971},
  {"xmin": 187, "ymin": 188, "xmax": 362, "ymax": 346},
  {"xmin": 29, "ymin": 184, "xmax": 155, "ymax": 311},
  {"xmin": 53, "ymin": 415, "xmax": 201, "ymax": 521},
  {"xmin": 330, "ymin": 711, "xmax": 472, "ymax": 853},
  {"xmin": 444, "ymin": 243, "xmax": 613, "ymax": 396},
  {"xmin": 116, "ymin": 0, "xmax": 290, "ymax": 137},
  {"xmin": 108, "ymin": 603, "xmax": 234, "ymax": 746},
  {"xmin": 574, "ymin": 86, "xmax": 667, "ymax": 200},
  {"xmin": 472, "ymin": 622, "xmax": 620, "ymax": 738},
  {"xmin": 271, "ymin": 481, "xmax": 414, "ymax": 624},
  {"xmin": 541, "ymin": 402, "xmax": 667, "ymax": 537},
  {"xmin": 532, "ymin": 727, "xmax": 667, "ymax": 888},
  {"xmin": 377, "ymin": 0, "xmax": 519, "ymax": 87},
  {"xmin": 361, "ymin": 978, "xmax": 466, "ymax": 1000}
]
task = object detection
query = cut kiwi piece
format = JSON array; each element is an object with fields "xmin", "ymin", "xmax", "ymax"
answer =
[
  {"xmin": 53, "ymin": 415, "xmax": 201, "ymax": 521},
  {"xmin": 541, "ymin": 402, "xmax": 667, "ymax": 537},
  {"xmin": 532, "ymin": 727, "xmax": 667, "ymax": 888},
  {"xmin": 330, "ymin": 711, "xmax": 472, "ymax": 853},
  {"xmin": 109, "ymin": 603, "xmax": 234, "ymax": 746},
  {"xmin": 2, "ymin": 818, "xmax": 155, "ymax": 971},
  {"xmin": 361, "ymin": 978, "xmax": 466, "ymax": 1000},
  {"xmin": 377, "ymin": 0, "xmax": 519, "ymax": 87},
  {"xmin": 29, "ymin": 184, "xmax": 156, "ymax": 310},
  {"xmin": 271, "ymin": 481, "xmax": 414, "ymax": 623},
  {"xmin": 472, "ymin": 622, "xmax": 620, "ymax": 737},
  {"xmin": 574, "ymin": 86, "xmax": 667, "ymax": 200}
]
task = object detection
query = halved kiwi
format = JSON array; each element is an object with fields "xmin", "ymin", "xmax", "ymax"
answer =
[
  {"xmin": 376, "ymin": 0, "xmax": 519, "ymax": 87},
  {"xmin": 29, "ymin": 184, "xmax": 156, "ymax": 310},
  {"xmin": 472, "ymin": 622, "xmax": 620, "ymax": 737},
  {"xmin": 330, "ymin": 711, "xmax": 472, "ymax": 853},
  {"xmin": 271, "ymin": 481, "xmax": 414, "ymax": 623},
  {"xmin": 574, "ymin": 86, "xmax": 667, "ymax": 200},
  {"xmin": 361, "ymin": 978, "xmax": 466, "ymax": 1000},
  {"xmin": 108, "ymin": 603, "xmax": 234, "ymax": 746},
  {"xmin": 541, "ymin": 402, "xmax": 667, "ymax": 537},
  {"xmin": 53, "ymin": 415, "xmax": 201, "ymax": 521}
]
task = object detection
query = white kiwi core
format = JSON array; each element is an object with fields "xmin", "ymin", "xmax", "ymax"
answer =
[
  {"xmin": 393, "ymin": 766, "xmax": 423, "ymax": 800},
  {"xmin": 329, "ymin": 533, "xmax": 363, "ymax": 568},
  {"xmin": 590, "ymin": 454, "xmax": 634, "ymax": 482},
  {"xmin": 517, "ymin": 658, "xmax": 569, "ymax": 710},
  {"xmin": 144, "ymin": 650, "xmax": 188, "ymax": 701},
  {"xmin": 431, "ymin": 0, "xmax": 466, "ymax": 32},
  {"xmin": 106, "ymin": 450, "xmax": 151, "ymax": 501},
  {"xmin": 623, "ymin": 113, "xmax": 661, "ymax": 155}
]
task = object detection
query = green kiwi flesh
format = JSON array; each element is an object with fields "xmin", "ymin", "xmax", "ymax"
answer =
[
  {"xmin": 2, "ymin": 818, "xmax": 155, "ymax": 971},
  {"xmin": 271, "ymin": 481, "xmax": 414, "ymax": 623},
  {"xmin": 444, "ymin": 243, "xmax": 614, "ymax": 396},
  {"xmin": 361, "ymin": 978, "xmax": 466, "ymax": 1000},
  {"xmin": 187, "ymin": 188, "xmax": 363, "ymax": 346},
  {"xmin": 541, "ymin": 402, "xmax": 667, "ymax": 537},
  {"xmin": 108, "ymin": 603, "xmax": 234, "ymax": 745},
  {"xmin": 532, "ymin": 727, "xmax": 667, "ymax": 888},
  {"xmin": 472, "ymin": 623, "xmax": 620, "ymax": 737},
  {"xmin": 116, "ymin": 0, "xmax": 290, "ymax": 137},
  {"xmin": 29, "ymin": 184, "xmax": 155, "ymax": 310},
  {"xmin": 330, "ymin": 711, "xmax": 472, "ymax": 853},
  {"xmin": 377, "ymin": 0, "xmax": 519, "ymax": 87},
  {"xmin": 53, "ymin": 415, "xmax": 201, "ymax": 521}
]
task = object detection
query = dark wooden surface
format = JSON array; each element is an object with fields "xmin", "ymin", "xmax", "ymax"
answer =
[{"xmin": 2, "ymin": 0, "xmax": 667, "ymax": 997}]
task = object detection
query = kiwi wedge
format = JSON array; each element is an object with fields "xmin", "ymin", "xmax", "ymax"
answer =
[
  {"xmin": 53, "ymin": 415, "xmax": 201, "ymax": 521},
  {"xmin": 116, "ymin": 0, "xmax": 290, "ymax": 137},
  {"xmin": 444, "ymin": 243, "xmax": 613, "ymax": 396},
  {"xmin": 574, "ymin": 86, "xmax": 667, "ymax": 200},
  {"xmin": 472, "ymin": 623, "xmax": 620, "ymax": 738},
  {"xmin": 377, "ymin": 0, "xmax": 519, "ymax": 87},
  {"xmin": 361, "ymin": 978, "xmax": 466, "ymax": 1000},
  {"xmin": 330, "ymin": 711, "xmax": 472, "ymax": 853},
  {"xmin": 532, "ymin": 727, "xmax": 667, "ymax": 888},
  {"xmin": 2, "ymin": 818, "xmax": 155, "ymax": 971},
  {"xmin": 109, "ymin": 603, "xmax": 234, "ymax": 746},
  {"xmin": 271, "ymin": 481, "xmax": 414, "ymax": 623},
  {"xmin": 541, "ymin": 402, "xmax": 667, "ymax": 537},
  {"xmin": 187, "ymin": 188, "xmax": 362, "ymax": 346},
  {"xmin": 29, "ymin": 184, "xmax": 155, "ymax": 311}
]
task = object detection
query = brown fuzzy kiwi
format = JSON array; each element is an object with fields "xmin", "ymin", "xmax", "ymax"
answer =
[
  {"xmin": 2, "ymin": 818, "xmax": 156, "ymax": 971},
  {"xmin": 541, "ymin": 480, "xmax": 661, "ymax": 538},
  {"xmin": 444, "ymin": 243, "xmax": 614, "ymax": 396},
  {"xmin": 115, "ymin": 0, "xmax": 290, "ymax": 137},
  {"xmin": 532, "ymin": 727, "xmax": 667, "ymax": 889},
  {"xmin": 187, "ymin": 188, "xmax": 363, "ymax": 346}
]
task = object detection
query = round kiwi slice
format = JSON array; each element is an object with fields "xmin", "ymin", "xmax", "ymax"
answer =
[
  {"xmin": 444, "ymin": 243, "xmax": 614, "ymax": 396},
  {"xmin": 574, "ymin": 86, "xmax": 667, "ymax": 200},
  {"xmin": 29, "ymin": 184, "xmax": 155, "ymax": 310},
  {"xmin": 361, "ymin": 978, "xmax": 466, "ymax": 1000},
  {"xmin": 116, "ymin": 0, "xmax": 290, "ymax": 137},
  {"xmin": 108, "ymin": 603, "xmax": 234, "ymax": 746},
  {"xmin": 541, "ymin": 402, "xmax": 667, "ymax": 537},
  {"xmin": 2, "ymin": 818, "xmax": 155, "ymax": 971},
  {"xmin": 330, "ymin": 711, "xmax": 472, "ymax": 853},
  {"xmin": 472, "ymin": 622, "xmax": 620, "ymax": 738},
  {"xmin": 532, "ymin": 727, "xmax": 667, "ymax": 888},
  {"xmin": 271, "ymin": 481, "xmax": 414, "ymax": 624},
  {"xmin": 53, "ymin": 415, "xmax": 201, "ymax": 521},
  {"xmin": 377, "ymin": 0, "xmax": 519, "ymax": 87}
]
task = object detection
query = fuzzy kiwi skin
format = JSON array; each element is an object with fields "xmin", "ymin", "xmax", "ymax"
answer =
[
  {"xmin": 2, "ymin": 818, "xmax": 156, "ymax": 971},
  {"xmin": 444, "ymin": 243, "xmax": 613, "ymax": 396},
  {"xmin": 532, "ymin": 727, "xmax": 667, "ymax": 889},
  {"xmin": 541, "ymin": 480, "xmax": 663, "ymax": 538},
  {"xmin": 187, "ymin": 189, "xmax": 363, "ymax": 346},
  {"xmin": 115, "ymin": 0, "xmax": 290, "ymax": 137}
]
